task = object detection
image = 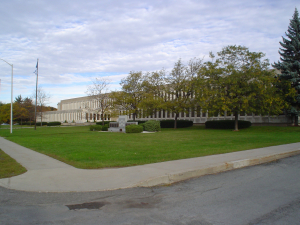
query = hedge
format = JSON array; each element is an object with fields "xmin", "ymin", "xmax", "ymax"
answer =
[
  {"xmin": 36, "ymin": 122, "xmax": 48, "ymax": 126},
  {"xmin": 205, "ymin": 120, "xmax": 252, "ymax": 129},
  {"xmin": 160, "ymin": 120, "xmax": 193, "ymax": 128},
  {"xmin": 144, "ymin": 120, "xmax": 161, "ymax": 132},
  {"xmin": 47, "ymin": 122, "xmax": 61, "ymax": 126},
  {"xmin": 89, "ymin": 125, "xmax": 102, "ymax": 131},
  {"xmin": 96, "ymin": 121, "xmax": 116, "ymax": 126},
  {"xmin": 125, "ymin": 124, "xmax": 143, "ymax": 133}
]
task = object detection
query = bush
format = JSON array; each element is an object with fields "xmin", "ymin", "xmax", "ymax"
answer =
[
  {"xmin": 96, "ymin": 121, "xmax": 116, "ymax": 126},
  {"xmin": 89, "ymin": 125, "xmax": 102, "ymax": 131},
  {"xmin": 205, "ymin": 120, "xmax": 252, "ymax": 129},
  {"xmin": 125, "ymin": 124, "xmax": 143, "ymax": 133},
  {"xmin": 36, "ymin": 122, "xmax": 48, "ymax": 126},
  {"xmin": 160, "ymin": 120, "xmax": 193, "ymax": 128},
  {"xmin": 144, "ymin": 120, "xmax": 161, "ymax": 132},
  {"xmin": 102, "ymin": 124, "xmax": 109, "ymax": 131},
  {"xmin": 47, "ymin": 122, "xmax": 61, "ymax": 126}
]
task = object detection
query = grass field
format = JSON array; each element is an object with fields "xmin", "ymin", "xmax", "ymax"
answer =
[
  {"xmin": 0, "ymin": 149, "xmax": 27, "ymax": 178},
  {"xmin": 0, "ymin": 125, "xmax": 299, "ymax": 169}
]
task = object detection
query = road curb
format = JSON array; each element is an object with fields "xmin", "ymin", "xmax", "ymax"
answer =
[{"xmin": 136, "ymin": 150, "xmax": 300, "ymax": 187}]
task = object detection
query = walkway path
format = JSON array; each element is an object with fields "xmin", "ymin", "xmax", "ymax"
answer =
[{"xmin": 0, "ymin": 136, "xmax": 300, "ymax": 192}]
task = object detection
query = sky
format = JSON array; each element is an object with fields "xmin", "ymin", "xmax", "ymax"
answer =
[{"xmin": 0, "ymin": 0, "xmax": 299, "ymax": 108}]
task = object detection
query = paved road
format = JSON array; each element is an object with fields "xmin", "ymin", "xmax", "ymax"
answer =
[{"xmin": 1, "ymin": 154, "xmax": 300, "ymax": 225}]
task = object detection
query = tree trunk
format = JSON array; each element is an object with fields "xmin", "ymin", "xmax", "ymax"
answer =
[
  {"xmin": 174, "ymin": 113, "xmax": 178, "ymax": 129},
  {"xmin": 133, "ymin": 113, "xmax": 136, "ymax": 121},
  {"xmin": 102, "ymin": 112, "xmax": 104, "ymax": 126},
  {"xmin": 234, "ymin": 111, "xmax": 239, "ymax": 131}
]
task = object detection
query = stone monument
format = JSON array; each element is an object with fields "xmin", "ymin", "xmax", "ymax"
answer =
[{"xmin": 108, "ymin": 115, "xmax": 138, "ymax": 133}]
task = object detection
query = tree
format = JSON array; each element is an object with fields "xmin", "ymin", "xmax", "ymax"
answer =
[
  {"xmin": 164, "ymin": 58, "xmax": 202, "ymax": 128},
  {"xmin": 111, "ymin": 71, "xmax": 145, "ymax": 121},
  {"xmin": 197, "ymin": 45, "xmax": 289, "ymax": 131},
  {"xmin": 34, "ymin": 88, "xmax": 50, "ymax": 125},
  {"xmin": 23, "ymin": 97, "xmax": 35, "ymax": 125},
  {"xmin": 14, "ymin": 103, "xmax": 28, "ymax": 126},
  {"xmin": 15, "ymin": 95, "xmax": 23, "ymax": 104},
  {"xmin": 86, "ymin": 78, "xmax": 111, "ymax": 126},
  {"xmin": 139, "ymin": 70, "xmax": 166, "ymax": 117},
  {"xmin": 273, "ymin": 8, "xmax": 300, "ymax": 125},
  {"xmin": 0, "ymin": 103, "xmax": 11, "ymax": 123}
]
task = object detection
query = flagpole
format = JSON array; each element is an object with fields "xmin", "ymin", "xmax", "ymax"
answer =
[{"xmin": 34, "ymin": 59, "xmax": 38, "ymax": 130}]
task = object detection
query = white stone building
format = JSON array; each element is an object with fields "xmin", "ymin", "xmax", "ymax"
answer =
[{"xmin": 40, "ymin": 95, "xmax": 292, "ymax": 125}]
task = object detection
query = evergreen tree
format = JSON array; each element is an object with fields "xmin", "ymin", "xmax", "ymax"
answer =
[{"xmin": 273, "ymin": 8, "xmax": 300, "ymax": 124}]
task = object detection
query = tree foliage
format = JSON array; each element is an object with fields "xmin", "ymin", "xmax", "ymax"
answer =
[
  {"xmin": 111, "ymin": 71, "xmax": 145, "ymax": 121},
  {"xmin": 273, "ymin": 8, "xmax": 300, "ymax": 124},
  {"xmin": 197, "ymin": 45, "xmax": 290, "ymax": 131}
]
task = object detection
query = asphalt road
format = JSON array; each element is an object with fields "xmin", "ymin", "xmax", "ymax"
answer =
[{"xmin": 1, "ymin": 154, "xmax": 300, "ymax": 225}]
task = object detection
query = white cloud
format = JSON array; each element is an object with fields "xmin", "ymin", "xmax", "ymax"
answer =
[{"xmin": 0, "ymin": 0, "xmax": 299, "ymax": 107}]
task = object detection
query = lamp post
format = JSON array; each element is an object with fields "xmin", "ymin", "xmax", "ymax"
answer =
[{"xmin": 0, "ymin": 58, "xmax": 13, "ymax": 134}]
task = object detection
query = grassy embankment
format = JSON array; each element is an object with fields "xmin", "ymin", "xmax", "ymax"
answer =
[
  {"xmin": 0, "ymin": 125, "xmax": 299, "ymax": 169},
  {"xmin": 0, "ymin": 149, "xmax": 27, "ymax": 178}
]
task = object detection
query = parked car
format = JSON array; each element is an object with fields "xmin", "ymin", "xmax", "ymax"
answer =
[{"xmin": 1, "ymin": 123, "xmax": 9, "ymax": 125}]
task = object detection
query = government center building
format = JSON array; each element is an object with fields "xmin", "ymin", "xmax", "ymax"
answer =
[{"xmin": 40, "ymin": 94, "xmax": 292, "ymax": 125}]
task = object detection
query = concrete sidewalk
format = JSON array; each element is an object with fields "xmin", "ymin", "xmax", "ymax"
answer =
[{"xmin": 0, "ymin": 136, "xmax": 300, "ymax": 192}]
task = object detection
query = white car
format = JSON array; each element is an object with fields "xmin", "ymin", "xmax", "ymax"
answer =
[{"xmin": 1, "ymin": 123, "xmax": 9, "ymax": 125}]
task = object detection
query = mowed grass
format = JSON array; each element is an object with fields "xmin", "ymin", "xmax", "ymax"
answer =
[
  {"xmin": 0, "ymin": 149, "xmax": 27, "ymax": 178},
  {"xmin": 0, "ymin": 126, "xmax": 300, "ymax": 169}
]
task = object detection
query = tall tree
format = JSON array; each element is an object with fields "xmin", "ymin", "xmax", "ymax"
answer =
[
  {"xmin": 111, "ymin": 71, "xmax": 145, "ymax": 121},
  {"xmin": 273, "ymin": 8, "xmax": 300, "ymax": 125},
  {"xmin": 86, "ymin": 78, "xmax": 111, "ymax": 126},
  {"xmin": 34, "ymin": 88, "xmax": 50, "ymax": 125},
  {"xmin": 140, "ymin": 70, "xmax": 166, "ymax": 117},
  {"xmin": 23, "ymin": 97, "xmax": 35, "ymax": 125},
  {"xmin": 14, "ymin": 95, "xmax": 23, "ymax": 104},
  {"xmin": 164, "ymin": 58, "xmax": 202, "ymax": 128},
  {"xmin": 197, "ymin": 45, "xmax": 290, "ymax": 131}
]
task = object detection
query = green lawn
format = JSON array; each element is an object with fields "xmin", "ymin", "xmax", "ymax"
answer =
[
  {"xmin": 0, "ymin": 149, "xmax": 27, "ymax": 178},
  {"xmin": 0, "ymin": 126, "xmax": 299, "ymax": 169}
]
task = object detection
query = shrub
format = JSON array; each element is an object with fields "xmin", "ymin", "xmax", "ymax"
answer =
[
  {"xmin": 36, "ymin": 122, "xmax": 48, "ymax": 126},
  {"xmin": 125, "ymin": 124, "xmax": 143, "ymax": 133},
  {"xmin": 102, "ymin": 124, "xmax": 109, "ymax": 131},
  {"xmin": 160, "ymin": 120, "xmax": 193, "ymax": 128},
  {"xmin": 47, "ymin": 122, "xmax": 61, "ymax": 126},
  {"xmin": 205, "ymin": 120, "xmax": 252, "ymax": 129},
  {"xmin": 144, "ymin": 120, "xmax": 161, "ymax": 132},
  {"xmin": 96, "ymin": 121, "xmax": 114, "ymax": 126},
  {"xmin": 89, "ymin": 125, "xmax": 102, "ymax": 131}
]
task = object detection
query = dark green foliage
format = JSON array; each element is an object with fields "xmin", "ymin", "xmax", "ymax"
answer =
[
  {"xmin": 205, "ymin": 120, "xmax": 252, "ymax": 129},
  {"xmin": 47, "ymin": 122, "xmax": 61, "ymax": 126},
  {"xmin": 160, "ymin": 120, "xmax": 193, "ymax": 128},
  {"xmin": 125, "ymin": 124, "xmax": 143, "ymax": 133},
  {"xmin": 22, "ymin": 121, "xmax": 34, "ymax": 125},
  {"xmin": 144, "ymin": 120, "xmax": 161, "ymax": 132},
  {"xmin": 102, "ymin": 124, "xmax": 109, "ymax": 131},
  {"xmin": 89, "ymin": 125, "xmax": 102, "ymax": 131},
  {"xmin": 273, "ymin": 8, "xmax": 300, "ymax": 118},
  {"xmin": 96, "ymin": 121, "xmax": 116, "ymax": 125},
  {"xmin": 36, "ymin": 122, "xmax": 48, "ymax": 126}
]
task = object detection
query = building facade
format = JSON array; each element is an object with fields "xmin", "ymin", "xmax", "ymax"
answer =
[{"xmin": 40, "ymin": 96, "xmax": 292, "ymax": 125}]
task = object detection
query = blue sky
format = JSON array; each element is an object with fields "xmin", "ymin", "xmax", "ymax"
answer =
[{"xmin": 0, "ymin": 0, "xmax": 299, "ymax": 107}]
